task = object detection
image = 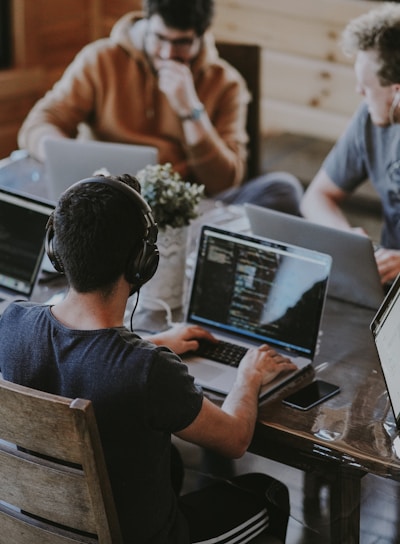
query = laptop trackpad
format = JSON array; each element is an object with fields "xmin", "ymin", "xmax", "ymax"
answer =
[
  {"xmin": 186, "ymin": 358, "xmax": 238, "ymax": 393},
  {"xmin": 188, "ymin": 360, "xmax": 226, "ymax": 381}
]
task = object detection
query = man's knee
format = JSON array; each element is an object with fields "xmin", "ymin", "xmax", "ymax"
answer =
[
  {"xmin": 252, "ymin": 172, "xmax": 303, "ymax": 215},
  {"xmin": 217, "ymin": 172, "xmax": 304, "ymax": 216}
]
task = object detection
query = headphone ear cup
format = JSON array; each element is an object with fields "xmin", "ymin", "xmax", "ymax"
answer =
[
  {"xmin": 125, "ymin": 241, "xmax": 159, "ymax": 290},
  {"xmin": 45, "ymin": 214, "xmax": 64, "ymax": 273}
]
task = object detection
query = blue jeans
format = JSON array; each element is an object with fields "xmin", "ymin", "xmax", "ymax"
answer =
[{"xmin": 216, "ymin": 171, "xmax": 304, "ymax": 216}]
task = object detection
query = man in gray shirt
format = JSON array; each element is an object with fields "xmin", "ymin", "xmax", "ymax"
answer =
[{"xmin": 301, "ymin": 3, "xmax": 400, "ymax": 286}]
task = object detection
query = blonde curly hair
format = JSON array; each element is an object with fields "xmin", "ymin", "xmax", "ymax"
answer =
[{"xmin": 341, "ymin": 2, "xmax": 400, "ymax": 85}]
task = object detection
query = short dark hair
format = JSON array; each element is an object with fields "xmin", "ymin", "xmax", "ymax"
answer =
[
  {"xmin": 144, "ymin": 0, "xmax": 214, "ymax": 36},
  {"xmin": 53, "ymin": 174, "xmax": 145, "ymax": 294},
  {"xmin": 341, "ymin": 3, "xmax": 400, "ymax": 85}
]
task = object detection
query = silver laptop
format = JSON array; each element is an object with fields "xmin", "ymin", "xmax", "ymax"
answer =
[
  {"xmin": 0, "ymin": 187, "xmax": 54, "ymax": 316},
  {"xmin": 44, "ymin": 138, "xmax": 158, "ymax": 202},
  {"xmin": 370, "ymin": 274, "xmax": 400, "ymax": 429},
  {"xmin": 245, "ymin": 203, "xmax": 384, "ymax": 310},
  {"xmin": 183, "ymin": 225, "xmax": 332, "ymax": 399}
]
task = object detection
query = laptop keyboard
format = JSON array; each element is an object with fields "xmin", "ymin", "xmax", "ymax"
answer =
[{"xmin": 196, "ymin": 339, "xmax": 248, "ymax": 367}]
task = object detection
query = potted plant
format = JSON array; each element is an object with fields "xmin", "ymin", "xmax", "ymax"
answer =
[
  {"xmin": 135, "ymin": 163, "xmax": 205, "ymax": 309},
  {"xmin": 136, "ymin": 162, "xmax": 205, "ymax": 229}
]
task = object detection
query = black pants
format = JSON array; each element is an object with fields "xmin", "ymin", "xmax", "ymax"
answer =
[{"xmin": 172, "ymin": 446, "xmax": 290, "ymax": 543}]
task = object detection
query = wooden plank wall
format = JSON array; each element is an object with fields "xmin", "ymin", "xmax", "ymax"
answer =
[
  {"xmin": 0, "ymin": 0, "xmax": 141, "ymax": 159},
  {"xmin": 213, "ymin": 0, "xmax": 381, "ymax": 140},
  {"xmin": 0, "ymin": 0, "xmax": 381, "ymax": 159}
]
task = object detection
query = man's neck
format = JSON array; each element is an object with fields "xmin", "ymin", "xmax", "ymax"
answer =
[{"xmin": 51, "ymin": 282, "xmax": 129, "ymax": 330}]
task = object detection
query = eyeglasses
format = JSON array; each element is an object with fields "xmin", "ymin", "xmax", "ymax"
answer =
[{"xmin": 147, "ymin": 31, "xmax": 200, "ymax": 55}]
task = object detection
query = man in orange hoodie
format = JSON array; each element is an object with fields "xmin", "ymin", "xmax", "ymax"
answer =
[{"xmin": 18, "ymin": 0, "xmax": 302, "ymax": 214}]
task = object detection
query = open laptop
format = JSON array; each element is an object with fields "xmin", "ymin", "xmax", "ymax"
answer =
[
  {"xmin": 245, "ymin": 203, "xmax": 384, "ymax": 310},
  {"xmin": 44, "ymin": 138, "xmax": 158, "ymax": 202},
  {"xmin": 0, "ymin": 187, "xmax": 54, "ymax": 316},
  {"xmin": 370, "ymin": 274, "xmax": 400, "ymax": 429},
  {"xmin": 183, "ymin": 225, "xmax": 332, "ymax": 399}
]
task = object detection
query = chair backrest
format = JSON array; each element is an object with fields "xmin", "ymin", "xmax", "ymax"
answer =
[
  {"xmin": 216, "ymin": 41, "xmax": 261, "ymax": 181},
  {"xmin": 0, "ymin": 378, "xmax": 123, "ymax": 544}
]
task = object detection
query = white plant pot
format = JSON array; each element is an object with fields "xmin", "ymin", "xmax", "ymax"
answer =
[{"xmin": 139, "ymin": 225, "xmax": 189, "ymax": 310}]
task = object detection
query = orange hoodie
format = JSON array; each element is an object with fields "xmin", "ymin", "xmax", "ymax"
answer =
[{"xmin": 18, "ymin": 12, "xmax": 250, "ymax": 195}]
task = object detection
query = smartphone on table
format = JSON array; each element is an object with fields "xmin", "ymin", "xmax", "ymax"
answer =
[{"xmin": 282, "ymin": 379, "xmax": 340, "ymax": 411}]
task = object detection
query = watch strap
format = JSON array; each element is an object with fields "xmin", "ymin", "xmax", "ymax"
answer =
[{"xmin": 179, "ymin": 105, "xmax": 205, "ymax": 121}]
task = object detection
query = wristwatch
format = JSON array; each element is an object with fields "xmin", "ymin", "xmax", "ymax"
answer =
[{"xmin": 179, "ymin": 104, "xmax": 205, "ymax": 121}]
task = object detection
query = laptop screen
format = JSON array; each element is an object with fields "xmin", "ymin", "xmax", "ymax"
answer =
[
  {"xmin": 0, "ymin": 189, "xmax": 54, "ymax": 296},
  {"xmin": 186, "ymin": 226, "xmax": 332, "ymax": 357},
  {"xmin": 370, "ymin": 274, "xmax": 400, "ymax": 427}
]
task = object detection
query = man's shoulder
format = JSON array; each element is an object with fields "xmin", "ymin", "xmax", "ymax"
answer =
[
  {"xmin": 355, "ymin": 101, "xmax": 371, "ymax": 124},
  {"xmin": 336, "ymin": 101, "xmax": 373, "ymax": 144},
  {"xmin": 76, "ymin": 36, "xmax": 123, "ymax": 60},
  {"xmin": 197, "ymin": 33, "xmax": 245, "ymax": 82},
  {"xmin": 2, "ymin": 300, "xmax": 44, "ymax": 317},
  {"xmin": 68, "ymin": 36, "xmax": 141, "ymax": 77},
  {"xmin": 353, "ymin": 101, "xmax": 396, "ymax": 145},
  {"xmin": 211, "ymin": 56, "xmax": 245, "ymax": 85},
  {"xmin": 0, "ymin": 302, "xmax": 47, "ymax": 335}
]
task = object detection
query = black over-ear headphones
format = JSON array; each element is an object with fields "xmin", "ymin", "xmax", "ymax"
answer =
[{"xmin": 45, "ymin": 176, "xmax": 159, "ymax": 290}]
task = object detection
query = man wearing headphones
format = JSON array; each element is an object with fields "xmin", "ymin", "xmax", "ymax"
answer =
[
  {"xmin": 17, "ymin": 0, "xmax": 303, "ymax": 215},
  {"xmin": 0, "ymin": 174, "xmax": 296, "ymax": 543},
  {"xmin": 301, "ymin": 3, "xmax": 400, "ymax": 287}
]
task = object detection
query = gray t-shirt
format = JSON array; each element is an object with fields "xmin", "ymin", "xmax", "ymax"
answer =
[
  {"xmin": 0, "ymin": 301, "xmax": 203, "ymax": 543},
  {"xmin": 323, "ymin": 102, "xmax": 400, "ymax": 248}
]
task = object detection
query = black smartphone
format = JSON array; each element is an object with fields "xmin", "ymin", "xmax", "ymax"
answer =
[{"xmin": 282, "ymin": 380, "xmax": 340, "ymax": 411}]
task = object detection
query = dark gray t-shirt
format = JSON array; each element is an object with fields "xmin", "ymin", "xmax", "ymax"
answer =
[
  {"xmin": 323, "ymin": 102, "xmax": 400, "ymax": 248},
  {"xmin": 0, "ymin": 301, "xmax": 203, "ymax": 543}
]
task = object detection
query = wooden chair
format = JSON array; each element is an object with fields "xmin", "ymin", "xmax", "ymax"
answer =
[
  {"xmin": 0, "ymin": 378, "xmax": 123, "ymax": 544},
  {"xmin": 0, "ymin": 376, "xmax": 287, "ymax": 543},
  {"xmin": 216, "ymin": 42, "xmax": 261, "ymax": 181}
]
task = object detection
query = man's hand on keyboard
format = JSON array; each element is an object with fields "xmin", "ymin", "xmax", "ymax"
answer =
[
  {"xmin": 238, "ymin": 344, "xmax": 297, "ymax": 387},
  {"xmin": 146, "ymin": 324, "xmax": 217, "ymax": 355}
]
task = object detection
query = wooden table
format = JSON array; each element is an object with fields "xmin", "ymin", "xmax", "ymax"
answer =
[
  {"xmin": 251, "ymin": 296, "xmax": 397, "ymax": 543},
  {"xmin": 2, "ymin": 153, "xmax": 399, "ymax": 544}
]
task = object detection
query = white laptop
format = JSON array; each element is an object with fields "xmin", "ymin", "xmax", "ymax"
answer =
[
  {"xmin": 183, "ymin": 225, "xmax": 332, "ymax": 399},
  {"xmin": 245, "ymin": 203, "xmax": 384, "ymax": 310},
  {"xmin": 370, "ymin": 274, "xmax": 400, "ymax": 429},
  {"xmin": 44, "ymin": 138, "xmax": 158, "ymax": 202},
  {"xmin": 0, "ymin": 187, "xmax": 54, "ymax": 316}
]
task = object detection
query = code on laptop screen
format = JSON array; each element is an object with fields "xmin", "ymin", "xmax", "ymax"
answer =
[{"xmin": 187, "ymin": 227, "xmax": 331, "ymax": 356}]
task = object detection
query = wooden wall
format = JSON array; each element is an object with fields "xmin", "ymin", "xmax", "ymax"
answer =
[
  {"xmin": 0, "ymin": 0, "xmax": 381, "ymax": 159},
  {"xmin": 213, "ymin": 0, "xmax": 381, "ymax": 140},
  {"xmin": 0, "ymin": 0, "xmax": 141, "ymax": 159}
]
